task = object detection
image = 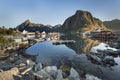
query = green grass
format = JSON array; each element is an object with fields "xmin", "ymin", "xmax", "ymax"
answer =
[{"xmin": 0, "ymin": 35, "xmax": 13, "ymax": 45}]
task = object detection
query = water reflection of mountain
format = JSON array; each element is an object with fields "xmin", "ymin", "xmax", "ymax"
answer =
[
  {"xmin": 60, "ymin": 34, "xmax": 85, "ymax": 54},
  {"xmin": 61, "ymin": 34, "xmax": 100, "ymax": 53},
  {"xmin": 83, "ymin": 39, "xmax": 100, "ymax": 53}
]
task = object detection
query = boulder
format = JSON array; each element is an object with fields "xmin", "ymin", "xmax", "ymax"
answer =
[
  {"xmin": 0, "ymin": 52, "xmax": 9, "ymax": 60},
  {"xmin": 34, "ymin": 63, "xmax": 43, "ymax": 71},
  {"xmin": 0, "ymin": 67, "xmax": 19, "ymax": 80},
  {"xmin": 44, "ymin": 66, "xmax": 58, "ymax": 79},
  {"xmin": 19, "ymin": 63, "xmax": 26, "ymax": 67},
  {"xmin": 90, "ymin": 43, "xmax": 117, "ymax": 53},
  {"xmin": 116, "ymin": 49, "xmax": 120, "ymax": 55},
  {"xmin": 37, "ymin": 70, "xmax": 53, "ymax": 80},
  {"xmin": 86, "ymin": 74, "xmax": 101, "ymax": 80},
  {"xmin": 0, "ymin": 62, "xmax": 13, "ymax": 70},
  {"xmin": 28, "ymin": 60, "xmax": 35, "ymax": 66},
  {"xmin": 69, "ymin": 68, "xmax": 80, "ymax": 80},
  {"xmin": 44, "ymin": 66, "xmax": 57, "ymax": 74},
  {"xmin": 103, "ymin": 56, "xmax": 116, "ymax": 66},
  {"xmin": 14, "ymin": 71, "xmax": 35, "ymax": 80},
  {"xmin": 21, "ymin": 67, "xmax": 32, "ymax": 75},
  {"xmin": 87, "ymin": 53, "xmax": 102, "ymax": 64},
  {"xmin": 104, "ymin": 49, "xmax": 118, "ymax": 57},
  {"xmin": 109, "ymin": 42, "xmax": 119, "ymax": 49},
  {"xmin": 56, "ymin": 70, "xmax": 64, "ymax": 80}
]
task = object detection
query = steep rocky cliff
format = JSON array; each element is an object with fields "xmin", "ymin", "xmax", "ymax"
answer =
[{"xmin": 61, "ymin": 10, "xmax": 107, "ymax": 32}]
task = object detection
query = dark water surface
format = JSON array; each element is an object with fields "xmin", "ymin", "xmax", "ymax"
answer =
[{"xmin": 26, "ymin": 34, "xmax": 120, "ymax": 80}]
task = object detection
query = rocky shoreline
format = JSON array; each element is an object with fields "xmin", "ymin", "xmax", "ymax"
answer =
[
  {"xmin": 0, "ymin": 42, "xmax": 103, "ymax": 80},
  {"xmin": 86, "ymin": 37, "xmax": 120, "ymax": 67},
  {"xmin": 1, "ymin": 37, "xmax": 120, "ymax": 80},
  {"xmin": 0, "ymin": 44, "xmax": 35, "ymax": 80}
]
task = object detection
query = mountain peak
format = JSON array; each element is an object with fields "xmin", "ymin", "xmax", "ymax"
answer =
[
  {"xmin": 61, "ymin": 10, "xmax": 107, "ymax": 32},
  {"xmin": 16, "ymin": 20, "xmax": 61, "ymax": 32},
  {"xmin": 75, "ymin": 10, "xmax": 94, "ymax": 24},
  {"xmin": 21, "ymin": 19, "xmax": 31, "ymax": 27},
  {"xmin": 24, "ymin": 19, "xmax": 30, "ymax": 23},
  {"xmin": 75, "ymin": 10, "xmax": 92, "ymax": 16},
  {"xmin": 75, "ymin": 10, "xmax": 90, "ymax": 14}
]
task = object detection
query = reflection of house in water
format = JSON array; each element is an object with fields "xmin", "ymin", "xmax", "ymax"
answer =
[
  {"xmin": 35, "ymin": 31, "xmax": 40, "ymax": 39},
  {"xmin": 81, "ymin": 31, "xmax": 91, "ymax": 38},
  {"xmin": 40, "ymin": 31, "xmax": 46, "ymax": 39},
  {"xmin": 47, "ymin": 32, "xmax": 60, "ymax": 40},
  {"xmin": 90, "ymin": 29, "xmax": 117, "ymax": 41}
]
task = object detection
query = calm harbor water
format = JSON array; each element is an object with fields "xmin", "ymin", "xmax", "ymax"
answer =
[
  {"xmin": 26, "ymin": 40, "xmax": 76, "ymax": 65},
  {"xmin": 26, "ymin": 34, "xmax": 120, "ymax": 80}
]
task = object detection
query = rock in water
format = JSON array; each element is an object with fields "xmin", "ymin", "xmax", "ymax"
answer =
[
  {"xmin": 34, "ymin": 63, "xmax": 43, "ymax": 71},
  {"xmin": 37, "ymin": 70, "xmax": 53, "ymax": 80},
  {"xmin": 87, "ymin": 53, "xmax": 102, "ymax": 64},
  {"xmin": 44, "ymin": 66, "xmax": 58, "ymax": 79},
  {"xmin": 44, "ymin": 66, "xmax": 57, "ymax": 73},
  {"xmin": 86, "ymin": 74, "xmax": 101, "ymax": 80},
  {"xmin": 90, "ymin": 43, "xmax": 117, "ymax": 53},
  {"xmin": 26, "ymin": 59, "xmax": 35, "ymax": 66},
  {"xmin": 103, "ymin": 56, "xmax": 116, "ymax": 66},
  {"xmin": 56, "ymin": 70, "xmax": 63, "ymax": 80},
  {"xmin": 117, "ymin": 49, "xmax": 120, "ymax": 55},
  {"xmin": 69, "ymin": 68, "xmax": 80, "ymax": 80}
]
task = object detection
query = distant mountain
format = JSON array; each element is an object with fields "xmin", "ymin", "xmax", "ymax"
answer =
[
  {"xmin": 104, "ymin": 19, "xmax": 120, "ymax": 31},
  {"xmin": 61, "ymin": 10, "xmax": 107, "ymax": 32},
  {"xmin": 17, "ymin": 10, "xmax": 109, "ymax": 33},
  {"xmin": 17, "ymin": 20, "xmax": 61, "ymax": 32}
]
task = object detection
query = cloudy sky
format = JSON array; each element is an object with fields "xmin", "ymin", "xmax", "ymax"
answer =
[{"xmin": 0, "ymin": 0, "xmax": 120, "ymax": 27}]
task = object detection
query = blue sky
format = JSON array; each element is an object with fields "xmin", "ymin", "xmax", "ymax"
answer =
[{"xmin": 0, "ymin": 0, "xmax": 120, "ymax": 28}]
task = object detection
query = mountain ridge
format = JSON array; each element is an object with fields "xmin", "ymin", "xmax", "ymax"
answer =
[
  {"xmin": 61, "ymin": 10, "xmax": 108, "ymax": 32},
  {"xmin": 17, "ymin": 20, "xmax": 61, "ymax": 32},
  {"xmin": 104, "ymin": 19, "xmax": 120, "ymax": 31},
  {"xmin": 17, "ymin": 10, "xmax": 109, "ymax": 32}
]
